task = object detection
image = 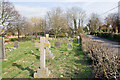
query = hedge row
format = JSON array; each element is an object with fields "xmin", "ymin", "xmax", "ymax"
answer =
[
  {"xmin": 90, "ymin": 32, "xmax": 120, "ymax": 42},
  {"xmin": 81, "ymin": 34, "xmax": 120, "ymax": 79},
  {"xmin": 10, "ymin": 37, "xmax": 32, "ymax": 42}
]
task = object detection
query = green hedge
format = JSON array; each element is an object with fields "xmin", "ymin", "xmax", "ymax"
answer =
[
  {"xmin": 10, "ymin": 37, "xmax": 32, "ymax": 42},
  {"xmin": 49, "ymin": 34, "xmax": 66, "ymax": 38},
  {"xmin": 90, "ymin": 32, "xmax": 120, "ymax": 42}
]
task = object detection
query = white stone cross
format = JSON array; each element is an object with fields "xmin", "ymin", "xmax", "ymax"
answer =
[{"xmin": 40, "ymin": 37, "xmax": 46, "ymax": 69}]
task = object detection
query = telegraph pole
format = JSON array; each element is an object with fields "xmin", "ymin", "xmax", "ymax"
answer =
[{"xmin": 118, "ymin": 1, "xmax": 120, "ymax": 33}]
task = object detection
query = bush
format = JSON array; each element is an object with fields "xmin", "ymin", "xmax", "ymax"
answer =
[
  {"xmin": 81, "ymin": 34, "xmax": 120, "ymax": 79},
  {"xmin": 10, "ymin": 37, "xmax": 32, "ymax": 42},
  {"xmin": 90, "ymin": 32, "xmax": 120, "ymax": 42}
]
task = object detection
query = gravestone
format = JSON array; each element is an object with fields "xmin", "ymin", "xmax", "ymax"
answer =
[
  {"xmin": 14, "ymin": 42, "xmax": 19, "ymax": 48},
  {"xmin": 46, "ymin": 34, "xmax": 49, "ymax": 41},
  {"xmin": 67, "ymin": 43, "xmax": 73, "ymax": 50},
  {"xmin": 65, "ymin": 33, "xmax": 68, "ymax": 37},
  {"xmin": 46, "ymin": 51, "xmax": 54, "ymax": 59},
  {"xmin": 77, "ymin": 36, "xmax": 80, "ymax": 43},
  {"xmin": 55, "ymin": 42, "xmax": 61, "ymax": 47},
  {"xmin": 32, "ymin": 39, "xmax": 35, "ymax": 43},
  {"xmin": 34, "ymin": 37, "xmax": 50, "ymax": 78},
  {"xmin": 35, "ymin": 42, "xmax": 40, "ymax": 48},
  {"xmin": 70, "ymin": 37, "xmax": 73, "ymax": 41},
  {"xmin": 0, "ymin": 37, "xmax": 2, "ymax": 60},
  {"xmin": 45, "ymin": 34, "xmax": 54, "ymax": 60},
  {"xmin": 0, "ymin": 37, "xmax": 5, "ymax": 59}
]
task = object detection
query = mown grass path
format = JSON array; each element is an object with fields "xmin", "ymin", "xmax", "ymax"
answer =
[{"xmin": 2, "ymin": 38, "xmax": 93, "ymax": 78}]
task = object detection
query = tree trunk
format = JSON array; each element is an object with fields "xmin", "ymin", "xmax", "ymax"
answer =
[
  {"xmin": 35, "ymin": 32, "xmax": 37, "ymax": 38},
  {"xmin": 55, "ymin": 29, "xmax": 57, "ymax": 40},
  {"xmin": 18, "ymin": 29, "xmax": 20, "ymax": 38},
  {"xmin": 81, "ymin": 20, "xmax": 83, "ymax": 33},
  {"xmin": 78, "ymin": 19, "xmax": 81, "ymax": 34},
  {"xmin": 74, "ymin": 19, "xmax": 77, "ymax": 34}
]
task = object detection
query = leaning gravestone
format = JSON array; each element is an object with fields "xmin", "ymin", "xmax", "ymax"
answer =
[
  {"xmin": 14, "ymin": 42, "xmax": 19, "ymax": 48},
  {"xmin": 55, "ymin": 42, "xmax": 61, "ymax": 47},
  {"xmin": 77, "ymin": 36, "xmax": 80, "ymax": 43},
  {"xmin": 34, "ymin": 37, "xmax": 50, "ymax": 78},
  {"xmin": 0, "ymin": 37, "xmax": 5, "ymax": 59},
  {"xmin": 67, "ymin": 43, "xmax": 73, "ymax": 50}
]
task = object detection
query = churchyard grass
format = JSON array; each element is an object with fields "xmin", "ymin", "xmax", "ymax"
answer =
[{"xmin": 2, "ymin": 38, "xmax": 92, "ymax": 78}]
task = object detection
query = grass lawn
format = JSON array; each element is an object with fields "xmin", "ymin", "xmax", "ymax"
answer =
[{"xmin": 2, "ymin": 38, "xmax": 93, "ymax": 78}]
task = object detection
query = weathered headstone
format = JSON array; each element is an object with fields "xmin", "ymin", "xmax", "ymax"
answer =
[
  {"xmin": 34, "ymin": 37, "xmax": 50, "ymax": 78},
  {"xmin": 65, "ymin": 33, "xmax": 68, "ymax": 37},
  {"xmin": 0, "ymin": 37, "xmax": 5, "ymax": 59},
  {"xmin": 32, "ymin": 39, "xmax": 35, "ymax": 43},
  {"xmin": 67, "ymin": 43, "xmax": 73, "ymax": 50},
  {"xmin": 46, "ymin": 34, "xmax": 49, "ymax": 41},
  {"xmin": 55, "ymin": 42, "xmax": 61, "ymax": 47},
  {"xmin": 0, "ymin": 37, "xmax": 2, "ymax": 60},
  {"xmin": 14, "ymin": 42, "xmax": 19, "ymax": 48},
  {"xmin": 77, "ymin": 36, "xmax": 80, "ymax": 43},
  {"xmin": 35, "ymin": 42, "xmax": 40, "ymax": 48},
  {"xmin": 70, "ymin": 37, "xmax": 73, "ymax": 41},
  {"xmin": 46, "ymin": 51, "xmax": 54, "ymax": 59},
  {"xmin": 45, "ymin": 34, "xmax": 54, "ymax": 60}
]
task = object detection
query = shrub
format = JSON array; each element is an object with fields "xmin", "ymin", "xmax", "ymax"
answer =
[
  {"xmin": 81, "ymin": 34, "xmax": 120, "ymax": 79},
  {"xmin": 10, "ymin": 37, "xmax": 32, "ymax": 42},
  {"xmin": 90, "ymin": 32, "xmax": 120, "ymax": 42}
]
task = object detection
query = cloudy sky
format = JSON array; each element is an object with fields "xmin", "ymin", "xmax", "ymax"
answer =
[{"xmin": 9, "ymin": 0, "xmax": 120, "ymax": 19}]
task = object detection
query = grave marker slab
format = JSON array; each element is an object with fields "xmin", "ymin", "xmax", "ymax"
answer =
[
  {"xmin": 32, "ymin": 39, "xmax": 35, "ymax": 43},
  {"xmin": 77, "ymin": 36, "xmax": 80, "ymax": 43},
  {"xmin": 0, "ymin": 37, "xmax": 2, "ymax": 60},
  {"xmin": 46, "ymin": 34, "xmax": 49, "ymax": 41},
  {"xmin": 35, "ymin": 43, "xmax": 40, "ymax": 48},
  {"xmin": 14, "ymin": 42, "xmax": 19, "ymax": 48},
  {"xmin": 55, "ymin": 42, "xmax": 61, "ymax": 47},
  {"xmin": 0, "ymin": 37, "xmax": 5, "ymax": 59},
  {"xmin": 67, "ymin": 43, "xmax": 73, "ymax": 50},
  {"xmin": 46, "ymin": 51, "xmax": 54, "ymax": 60}
]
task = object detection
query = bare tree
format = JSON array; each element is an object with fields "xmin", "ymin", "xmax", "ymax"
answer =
[
  {"xmin": 30, "ymin": 17, "xmax": 47, "ymax": 37},
  {"xmin": 66, "ymin": 7, "xmax": 86, "ymax": 34},
  {"xmin": 88, "ymin": 13, "xmax": 101, "ymax": 33},
  {"xmin": 105, "ymin": 13, "xmax": 119, "ymax": 33},
  {"xmin": 0, "ymin": 0, "xmax": 18, "ymax": 35},
  {"xmin": 67, "ymin": 7, "xmax": 78, "ymax": 34},
  {"xmin": 46, "ymin": 8, "xmax": 68, "ymax": 38},
  {"xmin": 78, "ymin": 8, "xmax": 86, "ymax": 33}
]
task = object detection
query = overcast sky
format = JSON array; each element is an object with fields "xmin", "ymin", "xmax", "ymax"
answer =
[{"xmin": 9, "ymin": 0, "xmax": 120, "ymax": 20}]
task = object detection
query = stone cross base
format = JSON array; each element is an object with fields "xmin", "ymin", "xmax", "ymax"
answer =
[{"xmin": 34, "ymin": 67, "xmax": 50, "ymax": 78}]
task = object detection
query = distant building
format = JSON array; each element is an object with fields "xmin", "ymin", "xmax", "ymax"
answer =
[{"xmin": 100, "ymin": 25, "xmax": 112, "ymax": 32}]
